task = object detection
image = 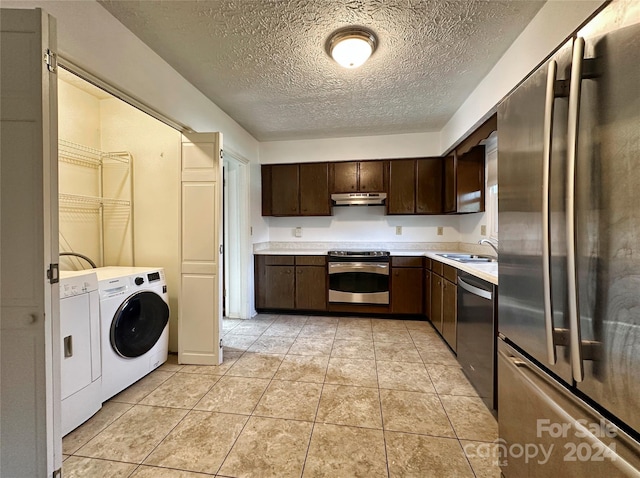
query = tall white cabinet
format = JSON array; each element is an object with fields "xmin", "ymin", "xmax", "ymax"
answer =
[{"xmin": 179, "ymin": 133, "xmax": 223, "ymax": 366}]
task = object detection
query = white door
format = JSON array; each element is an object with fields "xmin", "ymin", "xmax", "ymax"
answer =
[
  {"xmin": 178, "ymin": 132, "xmax": 223, "ymax": 365},
  {"xmin": 1, "ymin": 7, "xmax": 61, "ymax": 477}
]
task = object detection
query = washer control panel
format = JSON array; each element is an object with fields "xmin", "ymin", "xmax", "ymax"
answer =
[{"xmin": 60, "ymin": 271, "xmax": 98, "ymax": 298}]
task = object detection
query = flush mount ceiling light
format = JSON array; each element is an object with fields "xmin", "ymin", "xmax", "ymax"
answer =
[{"xmin": 327, "ymin": 27, "xmax": 377, "ymax": 69}]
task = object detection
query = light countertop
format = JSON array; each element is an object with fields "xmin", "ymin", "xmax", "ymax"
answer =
[{"xmin": 254, "ymin": 244, "xmax": 498, "ymax": 285}]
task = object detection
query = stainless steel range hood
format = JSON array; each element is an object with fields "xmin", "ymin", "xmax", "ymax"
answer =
[{"xmin": 331, "ymin": 192, "xmax": 387, "ymax": 206}]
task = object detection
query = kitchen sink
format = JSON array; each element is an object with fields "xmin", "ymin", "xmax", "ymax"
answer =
[{"xmin": 436, "ymin": 253, "xmax": 497, "ymax": 263}]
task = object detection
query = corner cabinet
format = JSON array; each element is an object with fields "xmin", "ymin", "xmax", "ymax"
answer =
[
  {"xmin": 262, "ymin": 163, "xmax": 331, "ymax": 217},
  {"xmin": 444, "ymin": 145, "xmax": 485, "ymax": 214},
  {"xmin": 444, "ymin": 113, "xmax": 496, "ymax": 214},
  {"xmin": 255, "ymin": 255, "xmax": 327, "ymax": 311}
]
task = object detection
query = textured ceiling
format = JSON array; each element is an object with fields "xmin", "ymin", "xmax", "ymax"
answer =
[{"xmin": 98, "ymin": 0, "xmax": 545, "ymax": 141}]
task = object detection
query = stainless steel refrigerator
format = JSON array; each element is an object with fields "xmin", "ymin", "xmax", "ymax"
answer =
[{"xmin": 497, "ymin": 0, "xmax": 640, "ymax": 475}]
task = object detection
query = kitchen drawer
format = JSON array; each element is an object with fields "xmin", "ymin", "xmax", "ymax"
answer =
[
  {"xmin": 424, "ymin": 258, "xmax": 432, "ymax": 271},
  {"xmin": 391, "ymin": 256, "xmax": 423, "ymax": 267},
  {"xmin": 443, "ymin": 264, "xmax": 457, "ymax": 283},
  {"xmin": 432, "ymin": 260, "xmax": 443, "ymax": 276},
  {"xmin": 296, "ymin": 255, "xmax": 326, "ymax": 266},
  {"xmin": 264, "ymin": 255, "xmax": 294, "ymax": 266}
]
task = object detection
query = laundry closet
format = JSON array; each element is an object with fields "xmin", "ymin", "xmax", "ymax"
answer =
[{"xmin": 57, "ymin": 68, "xmax": 182, "ymax": 351}]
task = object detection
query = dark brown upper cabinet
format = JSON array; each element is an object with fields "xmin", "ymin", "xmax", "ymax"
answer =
[
  {"xmin": 262, "ymin": 162, "xmax": 330, "ymax": 217},
  {"xmin": 387, "ymin": 158, "xmax": 443, "ymax": 215},
  {"xmin": 444, "ymin": 114, "xmax": 496, "ymax": 214},
  {"xmin": 457, "ymin": 145, "xmax": 485, "ymax": 213},
  {"xmin": 443, "ymin": 146, "xmax": 486, "ymax": 214},
  {"xmin": 417, "ymin": 158, "xmax": 443, "ymax": 214},
  {"xmin": 387, "ymin": 159, "xmax": 416, "ymax": 214},
  {"xmin": 330, "ymin": 160, "xmax": 385, "ymax": 193},
  {"xmin": 358, "ymin": 161, "xmax": 385, "ymax": 191},
  {"xmin": 299, "ymin": 162, "xmax": 331, "ymax": 216},
  {"xmin": 270, "ymin": 164, "xmax": 299, "ymax": 216}
]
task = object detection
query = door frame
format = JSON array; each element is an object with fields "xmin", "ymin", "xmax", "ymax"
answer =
[{"xmin": 222, "ymin": 147, "xmax": 251, "ymax": 319}]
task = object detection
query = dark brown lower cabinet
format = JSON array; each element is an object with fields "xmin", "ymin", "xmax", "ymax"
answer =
[
  {"xmin": 390, "ymin": 256, "xmax": 424, "ymax": 314},
  {"xmin": 255, "ymin": 255, "xmax": 327, "ymax": 311},
  {"xmin": 264, "ymin": 265, "xmax": 295, "ymax": 309},
  {"xmin": 442, "ymin": 278, "xmax": 457, "ymax": 352},
  {"xmin": 296, "ymin": 265, "xmax": 326, "ymax": 310},
  {"xmin": 424, "ymin": 267, "xmax": 432, "ymax": 319},
  {"xmin": 430, "ymin": 262, "xmax": 457, "ymax": 351},
  {"xmin": 430, "ymin": 273, "xmax": 443, "ymax": 333}
]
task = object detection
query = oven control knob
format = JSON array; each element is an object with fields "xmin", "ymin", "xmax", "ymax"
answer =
[{"xmin": 135, "ymin": 276, "xmax": 144, "ymax": 286}]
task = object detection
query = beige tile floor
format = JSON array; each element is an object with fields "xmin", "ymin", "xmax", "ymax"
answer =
[{"xmin": 62, "ymin": 315, "xmax": 500, "ymax": 477}]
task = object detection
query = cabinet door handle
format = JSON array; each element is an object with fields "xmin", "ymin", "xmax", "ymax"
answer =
[{"xmin": 64, "ymin": 335, "xmax": 73, "ymax": 358}]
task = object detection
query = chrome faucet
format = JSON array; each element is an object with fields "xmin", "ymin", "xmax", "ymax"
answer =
[{"xmin": 479, "ymin": 238, "xmax": 498, "ymax": 256}]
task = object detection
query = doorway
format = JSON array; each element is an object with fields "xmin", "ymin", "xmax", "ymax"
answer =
[{"xmin": 223, "ymin": 149, "xmax": 251, "ymax": 319}]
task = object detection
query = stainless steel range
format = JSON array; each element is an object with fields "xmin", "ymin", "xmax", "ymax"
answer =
[{"xmin": 327, "ymin": 251, "xmax": 390, "ymax": 305}]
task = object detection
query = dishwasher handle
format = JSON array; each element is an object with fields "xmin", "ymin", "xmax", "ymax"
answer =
[{"xmin": 458, "ymin": 277, "xmax": 492, "ymax": 300}]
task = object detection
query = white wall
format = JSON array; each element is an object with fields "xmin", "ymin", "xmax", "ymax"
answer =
[
  {"xmin": 268, "ymin": 207, "xmax": 460, "ymax": 243},
  {"xmin": 260, "ymin": 131, "xmax": 441, "ymax": 164},
  {"xmin": 58, "ymin": 81, "xmax": 100, "ymax": 148}
]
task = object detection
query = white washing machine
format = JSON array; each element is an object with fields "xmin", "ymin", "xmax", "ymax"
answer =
[
  {"xmin": 59, "ymin": 270, "xmax": 102, "ymax": 435},
  {"xmin": 94, "ymin": 267, "xmax": 170, "ymax": 401}
]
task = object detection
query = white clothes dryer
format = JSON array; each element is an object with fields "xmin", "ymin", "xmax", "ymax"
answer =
[
  {"xmin": 59, "ymin": 270, "xmax": 101, "ymax": 435},
  {"xmin": 94, "ymin": 267, "xmax": 169, "ymax": 401}
]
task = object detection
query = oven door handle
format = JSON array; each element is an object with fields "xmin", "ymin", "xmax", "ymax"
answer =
[{"xmin": 328, "ymin": 262, "xmax": 390, "ymax": 275}]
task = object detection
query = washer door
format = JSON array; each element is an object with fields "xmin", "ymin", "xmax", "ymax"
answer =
[{"xmin": 110, "ymin": 291, "xmax": 170, "ymax": 358}]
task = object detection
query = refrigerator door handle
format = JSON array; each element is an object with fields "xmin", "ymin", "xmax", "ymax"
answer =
[
  {"xmin": 567, "ymin": 37, "xmax": 603, "ymax": 382},
  {"xmin": 567, "ymin": 37, "xmax": 586, "ymax": 382},
  {"xmin": 542, "ymin": 59, "xmax": 573, "ymax": 365},
  {"xmin": 542, "ymin": 59, "xmax": 560, "ymax": 365}
]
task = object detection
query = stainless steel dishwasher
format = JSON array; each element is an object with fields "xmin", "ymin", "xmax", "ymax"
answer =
[{"xmin": 456, "ymin": 271, "xmax": 497, "ymax": 413}]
